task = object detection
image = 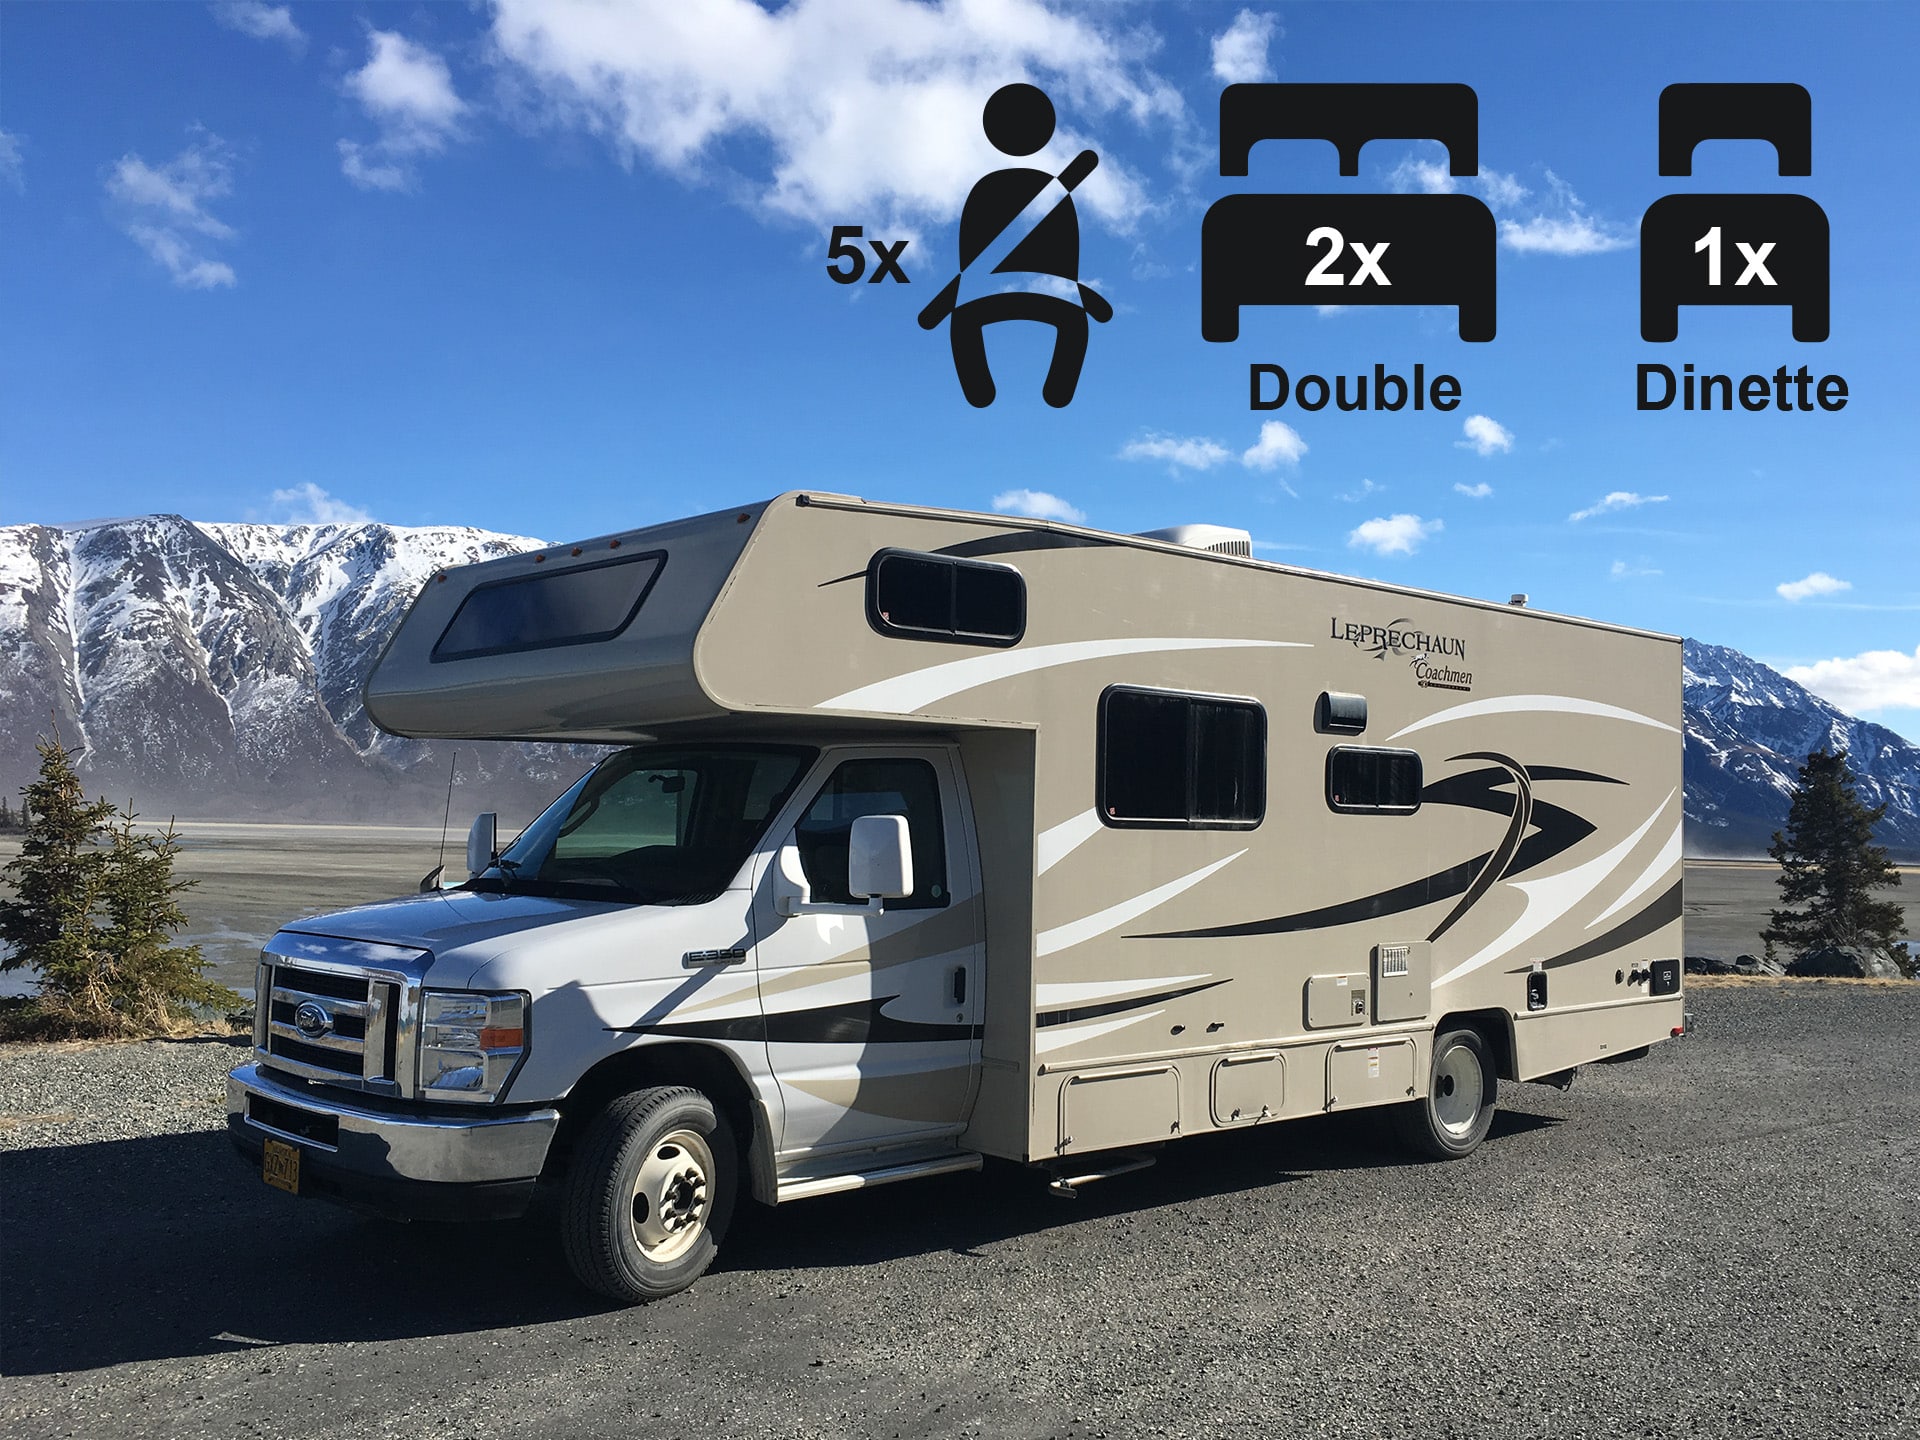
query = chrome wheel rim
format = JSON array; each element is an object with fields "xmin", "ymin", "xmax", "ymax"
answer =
[
  {"xmin": 1432, "ymin": 1043, "xmax": 1485, "ymax": 1136},
  {"xmin": 630, "ymin": 1128, "xmax": 714, "ymax": 1264}
]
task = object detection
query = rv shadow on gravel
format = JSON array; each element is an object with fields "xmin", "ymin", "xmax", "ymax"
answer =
[
  {"xmin": 1, "ymin": 1108, "xmax": 1558, "ymax": 1375},
  {"xmin": 718, "ymin": 1107, "xmax": 1559, "ymax": 1276}
]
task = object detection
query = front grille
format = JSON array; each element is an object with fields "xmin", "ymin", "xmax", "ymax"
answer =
[{"xmin": 260, "ymin": 961, "xmax": 400, "ymax": 1090}]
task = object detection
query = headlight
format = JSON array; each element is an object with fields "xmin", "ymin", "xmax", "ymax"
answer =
[{"xmin": 418, "ymin": 990, "xmax": 528, "ymax": 1103}]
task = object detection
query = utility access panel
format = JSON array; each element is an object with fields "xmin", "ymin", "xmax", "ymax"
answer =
[
  {"xmin": 1202, "ymin": 83, "xmax": 1497, "ymax": 343},
  {"xmin": 1641, "ymin": 83, "xmax": 1829, "ymax": 342}
]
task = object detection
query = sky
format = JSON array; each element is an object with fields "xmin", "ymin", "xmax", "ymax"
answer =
[{"xmin": 1, "ymin": 1, "xmax": 1916, "ymax": 737}]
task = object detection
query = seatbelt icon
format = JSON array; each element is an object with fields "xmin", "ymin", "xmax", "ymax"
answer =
[
  {"xmin": 917, "ymin": 149, "xmax": 1110, "ymax": 328},
  {"xmin": 919, "ymin": 84, "xmax": 1111, "ymax": 409}
]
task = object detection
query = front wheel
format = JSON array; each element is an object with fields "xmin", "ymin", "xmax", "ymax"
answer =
[
  {"xmin": 561, "ymin": 1086, "xmax": 737, "ymax": 1303},
  {"xmin": 1393, "ymin": 1027, "xmax": 1498, "ymax": 1160}
]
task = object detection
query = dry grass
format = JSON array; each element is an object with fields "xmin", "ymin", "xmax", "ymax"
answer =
[
  {"xmin": 0, "ymin": 1109, "xmax": 76, "ymax": 1131},
  {"xmin": 1685, "ymin": 974, "xmax": 1916, "ymax": 988},
  {"xmin": 0, "ymin": 998, "xmax": 246, "ymax": 1045}
]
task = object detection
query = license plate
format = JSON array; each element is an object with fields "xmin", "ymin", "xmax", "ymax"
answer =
[{"xmin": 262, "ymin": 1136, "xmax": 301, "ymax": 1195}]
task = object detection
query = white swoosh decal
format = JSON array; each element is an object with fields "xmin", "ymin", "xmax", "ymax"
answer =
[
  {"xmin": 1588, "ymin": 813, "xmax": 1683, "ymax": 930},
  {"xmin": 1387, "ymin": 694, "xmax": 1679, "ymax": 742},
  {"xmin": 1036, "ymin": 1010, "xmax": 1165, "ymax": 1055},
  {"xmin": 1434, "ymin": 794, "xmax": 1673, "ymax": 987},
  {"xmin": 1036, "ymin": 851, "xmax": 1244, "ymax": 958},
  {"xmin": 1036, "ymin": 808, "xmax": 1103, "ymax": 875},
  {"xmin": 820, "ymin": 637, "xmax": 1307, "ymax": 714}
]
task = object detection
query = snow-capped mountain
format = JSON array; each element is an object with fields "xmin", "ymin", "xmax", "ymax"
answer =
[
  {"xmin": 0, "ymin": 516, "xmax": 601, "ymax": 821},
  {"xmin": 3, "ymin": 516, "xmax": 1917, "ymax": 851},
  {"xmin": 1684, "ymin": 639, "xmax": 1920, "ymax": 859}
]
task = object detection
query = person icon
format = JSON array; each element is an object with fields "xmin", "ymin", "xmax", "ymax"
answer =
[{"xmin": 918, "ymin": 83, "xmax": 1112, "ymax": 408}]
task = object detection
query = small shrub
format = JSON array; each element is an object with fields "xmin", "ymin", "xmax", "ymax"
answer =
[{"xmin": 0, "ymin": 733, "xmax": 239, "ymax": 1039}]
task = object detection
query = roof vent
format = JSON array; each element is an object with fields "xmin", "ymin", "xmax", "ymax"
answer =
[
  {"xmin": 1135, "ymin": 524, "xmax": 1253, "ymax": 558},
  {"xmin": 1509, "ymin": 593, "xmax": 1529, "ymax": 607}
]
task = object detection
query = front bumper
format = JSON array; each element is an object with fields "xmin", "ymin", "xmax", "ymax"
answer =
[{"xmin": 227, "ymin": 1061, "xmax": 560, "ymax": 1221}]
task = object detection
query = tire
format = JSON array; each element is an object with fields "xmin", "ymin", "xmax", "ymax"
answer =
[
  {"xmin": 561, "ymin": 1085, "xmax": 738, "ymax": 1303},
  {"xmin": 1393, "ymin": 1026, "xmax": 1498, "ymax": 1160}
]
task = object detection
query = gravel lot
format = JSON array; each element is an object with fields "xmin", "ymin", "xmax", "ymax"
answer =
[{"xmin": 4, "ymin": 985, "xmax": 1918, "ymax": 1440}]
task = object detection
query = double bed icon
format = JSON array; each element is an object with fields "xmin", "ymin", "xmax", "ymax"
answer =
[{"xmin": 1200, "ymin": 83, "xmax": 1498, "ymax": 344}]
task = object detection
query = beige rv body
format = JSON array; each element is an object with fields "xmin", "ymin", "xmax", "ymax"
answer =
[{"xmin": 364, "ymin": 492, "xmax": 1685, "ymax": 1171}]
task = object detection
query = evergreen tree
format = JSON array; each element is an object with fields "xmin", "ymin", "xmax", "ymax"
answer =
[
  {"xmin": 97, "ymin": 810, "xmax": 239, "ymax": 1027},
  {"xmin": 1762, "ymin": 748, "xmax": 1908, "ymax": 973},
  {"xmin": 0, "ymin": 734, "xmax": 117, "ymax": 1001},
  {"xmin": 0, "ymin": 734, "xmax": 239, "ymax": 1035}
]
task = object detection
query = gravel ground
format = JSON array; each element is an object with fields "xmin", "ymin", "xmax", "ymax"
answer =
[{"xmin": 4, "ymin": 986, "xmax": 1918, "ymax": 1440}]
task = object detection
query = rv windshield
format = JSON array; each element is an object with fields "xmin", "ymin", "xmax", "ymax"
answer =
[{"xmin": 479, "ymin": 745, "xmax": 815, "ymax": 905}]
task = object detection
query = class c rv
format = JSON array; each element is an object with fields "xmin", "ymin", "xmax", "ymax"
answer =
[{"xmin": 228, "ymin": 493, "xmax": 1687, "ymax": 1303}]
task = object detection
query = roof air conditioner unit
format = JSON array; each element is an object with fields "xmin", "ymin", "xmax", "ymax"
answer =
[{"xmin": 1134, "ymin": 524, "xmax": 1254, "ymax": 558}]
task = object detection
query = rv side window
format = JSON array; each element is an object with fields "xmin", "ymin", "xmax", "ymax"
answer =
[
  {"xmin": 794, "ymin": 758, "xmax": 949, "ymax": 909},
  {"xmin": 432, "ymin": 551, "xmax": 666, "ymax": 662},
  {"xmin": 1326, "ymin": 747, "xmax": 1423, "ymax": 814},
  {"xmin": 868, "ymin": 550, "xmax": 1024, "ymax": 647},
  {"xmin": 1099, "ymin": 686, "xmax": 1266, "ymax": 829}
]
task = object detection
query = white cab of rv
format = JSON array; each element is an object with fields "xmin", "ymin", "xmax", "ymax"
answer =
[{"xmin": 228, "ymin": 493, "xmax": 1686, "ymax": 1303}]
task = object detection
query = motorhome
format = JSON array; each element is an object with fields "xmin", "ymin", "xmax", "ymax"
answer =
[{"xmin": 228, "ymin": 493, "xmax": 1686, "ymax": 1302}]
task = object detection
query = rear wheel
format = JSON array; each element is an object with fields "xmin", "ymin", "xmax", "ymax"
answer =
[
  {"xmin": 1394, "ymin": 1026, "xmax": 1498, "ymax": 1160},
  {"xmin": 561, "ymin": 1085, "xmax": 737, "ymax": 1303}
]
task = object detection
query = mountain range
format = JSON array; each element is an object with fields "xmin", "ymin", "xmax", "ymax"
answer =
[
  {"xmin": 0, "ymin": 515, "xmax": 602, "ymax": 823},
  {"xmin": 1, "ymin": 516, "xmax": 1916, "ymax": 856}
]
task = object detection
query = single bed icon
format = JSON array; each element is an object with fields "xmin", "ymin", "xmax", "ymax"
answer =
[{"xmin": 1640, "ymin": 83, "xmax": 1830, "ymax": 343}]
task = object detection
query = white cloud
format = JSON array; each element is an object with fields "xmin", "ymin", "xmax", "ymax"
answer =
[
  {"xmin": 1610, "ymin": 558, "xmax": 1661, "ymax": 580},
  {"xmin": 1336, "ymin": 478, "xmax": 1381, "ymax": 503},
  {"xmin": 1388, "ymin": 155, "xmax": 1456, "ymax": 195},
  {"xmin": 1455, "ymin": 414, "xmax": 1513, "ymax": 457},
  {"xmin": 487, "ymin": 0, "xmax": 1182, "ymax": 232},
  {"xmin": 270, "ymin": 483, "xmax": 374, "ymax": 526},
  {"xmin": 340, "ymin": 31, "xmax": 467, "ymax": 191},
  {"xmin": 1315, "ymin": 304, "xmax": 1349, "ymax": 316},
  {"xmin": 1348, "ymin": 514, "xmax": 1441, "ymax": 557},
  {"xmin": 1241, "ymin": 421, "xmax": 1307, "ymax": 471},
  {"xmin": 1120, "ymin": 433, "xmax": 1233, "ymax": 472},
  {"xmin": 0, "ymin": 131, "xmax": 22, "ymax": 192},
  {"xmin": 1569, "ymin": 491, "xmax": 1668, "ymax": 523},
  {"xmin": 211, "ymin": 2, "xmax": 305, "ymax": 50},
  {"xmin": 1500, "ymin": 171, "xmax": 1631, "ymax": 255},
  {"xmin": 1390, "ymin": 146, "xmax": 1627, "ymax": 257},
  {"xmin": 1786, "ymin": 647, "xmax": 1920, "ymax": 716},
  {"xmin": 105, "ymin": 135, "xmax": 238, "ymax": 289},
  {"xmin": 1210, "ymin": 10, "xmax": 1279, "ymax": 84},
  {"xmin": 1454, "ymin": 482, "xmax": 1493, "ymax": 499},
  {"xmin": 1474, "ymin": 167, "xmax": 1529, "ymax": 208},
  {"xmin": 1776, "ymin": 571, "xmax": 1852, "ymax": 603},
  {"xmin": 992, "ymin": 488, "xmax": 1085, "ymax": 524}
]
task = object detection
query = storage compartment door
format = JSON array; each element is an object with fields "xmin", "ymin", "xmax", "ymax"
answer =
[{"xmin": 1058, "ymin": 1066, "xmax": 1180, "ymax": 1154}]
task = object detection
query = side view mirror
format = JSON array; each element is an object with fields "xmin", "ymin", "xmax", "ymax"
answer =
[
  {"xmin": 772, "ymin": 814, "xmax": 914, "ymax": 918},
  {"xmin": 848, "ymin": 814, "xmax": 913, "ymax": 902},
  {"xmin": 466, "ymin": 812, "xmax": 498, "ymax": 878}
]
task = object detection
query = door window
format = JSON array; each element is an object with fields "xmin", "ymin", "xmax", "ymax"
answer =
[{"xmin": 794, "ymin": 758, "xmax": 949, "ymax": 908}]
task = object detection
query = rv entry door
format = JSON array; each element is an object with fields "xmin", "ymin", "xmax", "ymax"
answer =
[{"xmin": 752, "ymin": 749, "xmax": 985, "ymax": 1160}]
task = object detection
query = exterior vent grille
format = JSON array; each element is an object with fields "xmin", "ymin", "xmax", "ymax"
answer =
[{"xmin": 1378, "ymin": 944, "xmax": 1411, "ymax": 977}]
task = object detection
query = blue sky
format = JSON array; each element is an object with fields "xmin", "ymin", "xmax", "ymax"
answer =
[{"xmin": 2, "ymin": 1, "xmax": 1916, "ymax": 735}]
